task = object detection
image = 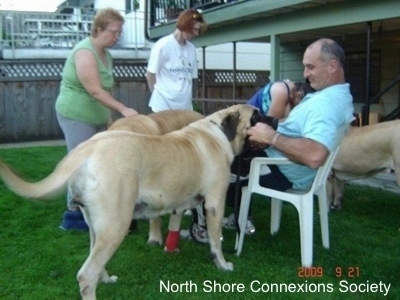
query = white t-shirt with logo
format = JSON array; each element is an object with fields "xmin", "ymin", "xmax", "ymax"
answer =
[{"xmin": 147, "ymin": 34, "xmax": 198, "ymax": 112}]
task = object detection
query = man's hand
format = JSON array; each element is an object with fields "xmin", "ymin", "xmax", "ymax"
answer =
[{"xmin": 247, "ymin": 122, "xmax": 276, "ymax": 146}]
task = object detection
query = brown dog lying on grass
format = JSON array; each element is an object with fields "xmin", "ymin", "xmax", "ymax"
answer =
[{"xmin": 328, "ymin": 119, "xmax": 400, "ymax": 209}]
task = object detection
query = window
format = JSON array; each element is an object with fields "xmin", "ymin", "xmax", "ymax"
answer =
[{"xmin": 126, "ymin": 0, "xmax": 140, "ymax": 12}]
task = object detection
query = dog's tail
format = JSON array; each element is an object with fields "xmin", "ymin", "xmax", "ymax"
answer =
[
  {"xmin": 0, "ymin": 157, "xmax": 78, "ymax": 200},
  {"xmin": 0, "ymin": 143, "xmax": 92, "ymax": 201}
]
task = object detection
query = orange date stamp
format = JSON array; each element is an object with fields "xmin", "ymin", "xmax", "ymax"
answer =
[{"xmin": 297, "ymin": 266, "xmax": 361, "ymax": 278}]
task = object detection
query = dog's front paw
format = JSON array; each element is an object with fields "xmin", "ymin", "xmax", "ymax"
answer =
[
  {"xmin": 147, "ymin": 239, "xmax": 163, "ymax": 246},
  {"xmin": 211, "ymin": 251, "xmax": 234, "ymax": 271},
  {"xmin": 108, "ymin": 275, "xmax": 118, "ymax": 284},
  {"xmin": 101, "ymin": 271, "xmax": 118, "ymax": 284},
  {"xmin": 219, "ymin": 261, "xmax": 234, "ymax": 271},
  {"xmin": 213, "ymin": 257, "xmax": 234, "ymax": 271},
  {"xmin": 164, "ymin": 246, "xmax": 180, "ymax": 253}
]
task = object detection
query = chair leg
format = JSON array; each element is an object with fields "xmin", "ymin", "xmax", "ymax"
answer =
[
  {"xmin": 235, "ymin": 187, "xmax": 251, "ymax": 256},
  {"xmin": 299, "ymin": 199, "xmax": 314, "ymax": 267},
  {"xmin": 317, "ymin": 189, "xmax": 330, "ymax": 249},
  {"xmin": 270, "ymin": 198, "xmax": 282, "ymax": 235}
]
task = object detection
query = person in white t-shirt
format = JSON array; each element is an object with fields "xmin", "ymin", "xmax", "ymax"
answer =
[
  {"xmin": 146, "ymin": 9, "xmax": 207, "ymax": 112},
  {"xmin": 146, "ymin": 9, "xmax": 207, "ymax": 250}
]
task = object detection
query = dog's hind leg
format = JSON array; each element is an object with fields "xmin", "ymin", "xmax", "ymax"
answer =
[
  {"xmin": 331, "ymin": 177, "xmax": 345, "ymax": 210},
  {"xmin": 77, "ymin": 202, "xmax": 134, "ymax": 300},
  {"xmin": 81, "ymin": 209, "xmax": 96, "ymax": 251},
  {"xmin": 81, "ymin": 210, "xmax": 119, "ymax": 284},
  {"xmin": 326, "ymin": 173, "xmax": 334, "ymax": 210},
  {"xmin": 77, "ymin": 224, "xmax": 131, "ymax": 299},
  {"xmin": 148, "ymin": 217, "xmax": 163, "ymax": 246}
]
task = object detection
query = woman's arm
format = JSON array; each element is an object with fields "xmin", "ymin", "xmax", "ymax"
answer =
[
  {"xmin": 146, "ymin": 71, "xmax": 156, "ymax": 92},
  {"xmin": 75, "ymin": 49, "xmax": 138, "ymax": 117},
  {"xmin": 267, "ymin": 81, "xmax": 290, "ymax": 119}
]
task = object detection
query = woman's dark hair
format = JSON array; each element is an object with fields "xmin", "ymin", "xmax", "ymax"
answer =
[{"xmin": 294, "ymin": 82, "xmax": 315, "ymax": 97}]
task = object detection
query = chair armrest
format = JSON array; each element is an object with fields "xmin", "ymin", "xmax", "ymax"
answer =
[
  {"xmin": 250, "ymin": 157, "xmax": 294, "ymax": 167},
  {"xmin": 247, "ymin": 157, "xmax": 294, "ymax": 179}
]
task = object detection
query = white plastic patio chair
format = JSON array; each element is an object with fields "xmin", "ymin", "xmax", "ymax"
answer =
[{"xmin": 235, "ymin": 125, "xmax": 348, "ymax": 267}]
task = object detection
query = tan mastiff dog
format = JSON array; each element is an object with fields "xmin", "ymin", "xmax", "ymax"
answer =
[
  {"xmin": 0, "ymin": 104, "xmax": 261, "ymax": 300},
  {"xmin": 328, "ymin": 119, "xmax": 400, "ymax": 209},
  {"xmin": 109, "ymin": 110, "xmax": 203, "ymax": 135},
  {"xmin": 109, "ymin": 110, "xmax": 203, "ymax": 248}
]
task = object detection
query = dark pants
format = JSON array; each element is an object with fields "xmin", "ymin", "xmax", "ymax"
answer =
[{"xmin": 227, "ymin": 150, "xmax": 293, "ymax": 217}]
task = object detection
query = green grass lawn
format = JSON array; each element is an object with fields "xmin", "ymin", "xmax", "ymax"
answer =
[{"xmin": 0, "ymin": 146, "xmax": 399, "ymax": 300}]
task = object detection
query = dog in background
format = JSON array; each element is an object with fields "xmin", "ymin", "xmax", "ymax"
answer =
[
  {"xmin": 0, "ymin": 104, "xmax": 263, "ymax": 300},
  {"xmin": 328, "ymin": 119, "xmax": 400, "ymax": 209},
  {"xmin": 109, "ymin": 110, "xmax": 203, "ymax": 135},
  {"xmin": 109, "ymin": 110, "xmax": 203, "ymax": 247}
]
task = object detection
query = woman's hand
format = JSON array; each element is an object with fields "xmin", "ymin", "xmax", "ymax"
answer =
[{"xmin": 120, "ymin": 107, "xmax": 139, "ymax": 117}]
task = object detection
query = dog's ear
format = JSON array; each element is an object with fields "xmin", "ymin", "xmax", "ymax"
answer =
[{"xmin": 221, "ymin": 111, "xmax": 240, "ymax": 141}]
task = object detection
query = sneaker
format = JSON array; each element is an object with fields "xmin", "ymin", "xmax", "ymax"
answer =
[
  {"xmin": 180, "ymin": 223, "xmax": 209, "ymax": 244},
  {"xmin": 59, "ymin": 210, "xmax": 89, "ymax": 231},
  {"xmin": 222, "ymin": 213, "xmax": 255, "ymax": 235},
  {"xmin": 183, "ymin": 209, "xmax": 193, "ymax": 217}
]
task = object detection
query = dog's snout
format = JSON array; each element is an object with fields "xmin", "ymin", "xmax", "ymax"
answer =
[{"xmin": 250, "ymin": 110, "xmax": 261, "ymax": 126}]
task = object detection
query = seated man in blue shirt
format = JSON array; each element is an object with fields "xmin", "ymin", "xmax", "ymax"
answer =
[
  {"xmin": 227, "ymin": 38, "xmax": 354, "ymax": 235},
  {"xmin": 223, "ymin": 38, "xmax": 354, "ymax": 236},
  {"xmin": 184, "ymin": 38, "xmax": 354, "ymax": 243},
  {"xmin": 247, "ymin": 38, "xmax": 354, "ymax": 187}
]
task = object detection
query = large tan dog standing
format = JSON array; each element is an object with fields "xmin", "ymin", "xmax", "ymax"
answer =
[
  {"xmin": 328, "ymin": 119, "xmax": 400, "ymax": 209},
  {"xmin": 109, "ymin": 110, "xmax": 203, "ymax": 248},
  {"xmin": 109, "ymin": 109, "xmax": 203, "ymax": 135},
  {"xmin": 0, "ymin": 104, "xmax": 259, "ymax": 300}
]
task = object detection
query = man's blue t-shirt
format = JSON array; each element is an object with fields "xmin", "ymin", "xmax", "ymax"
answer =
[{"xmin": 265, "ymin": 83, "xmax": 354, "ymax": 189}]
